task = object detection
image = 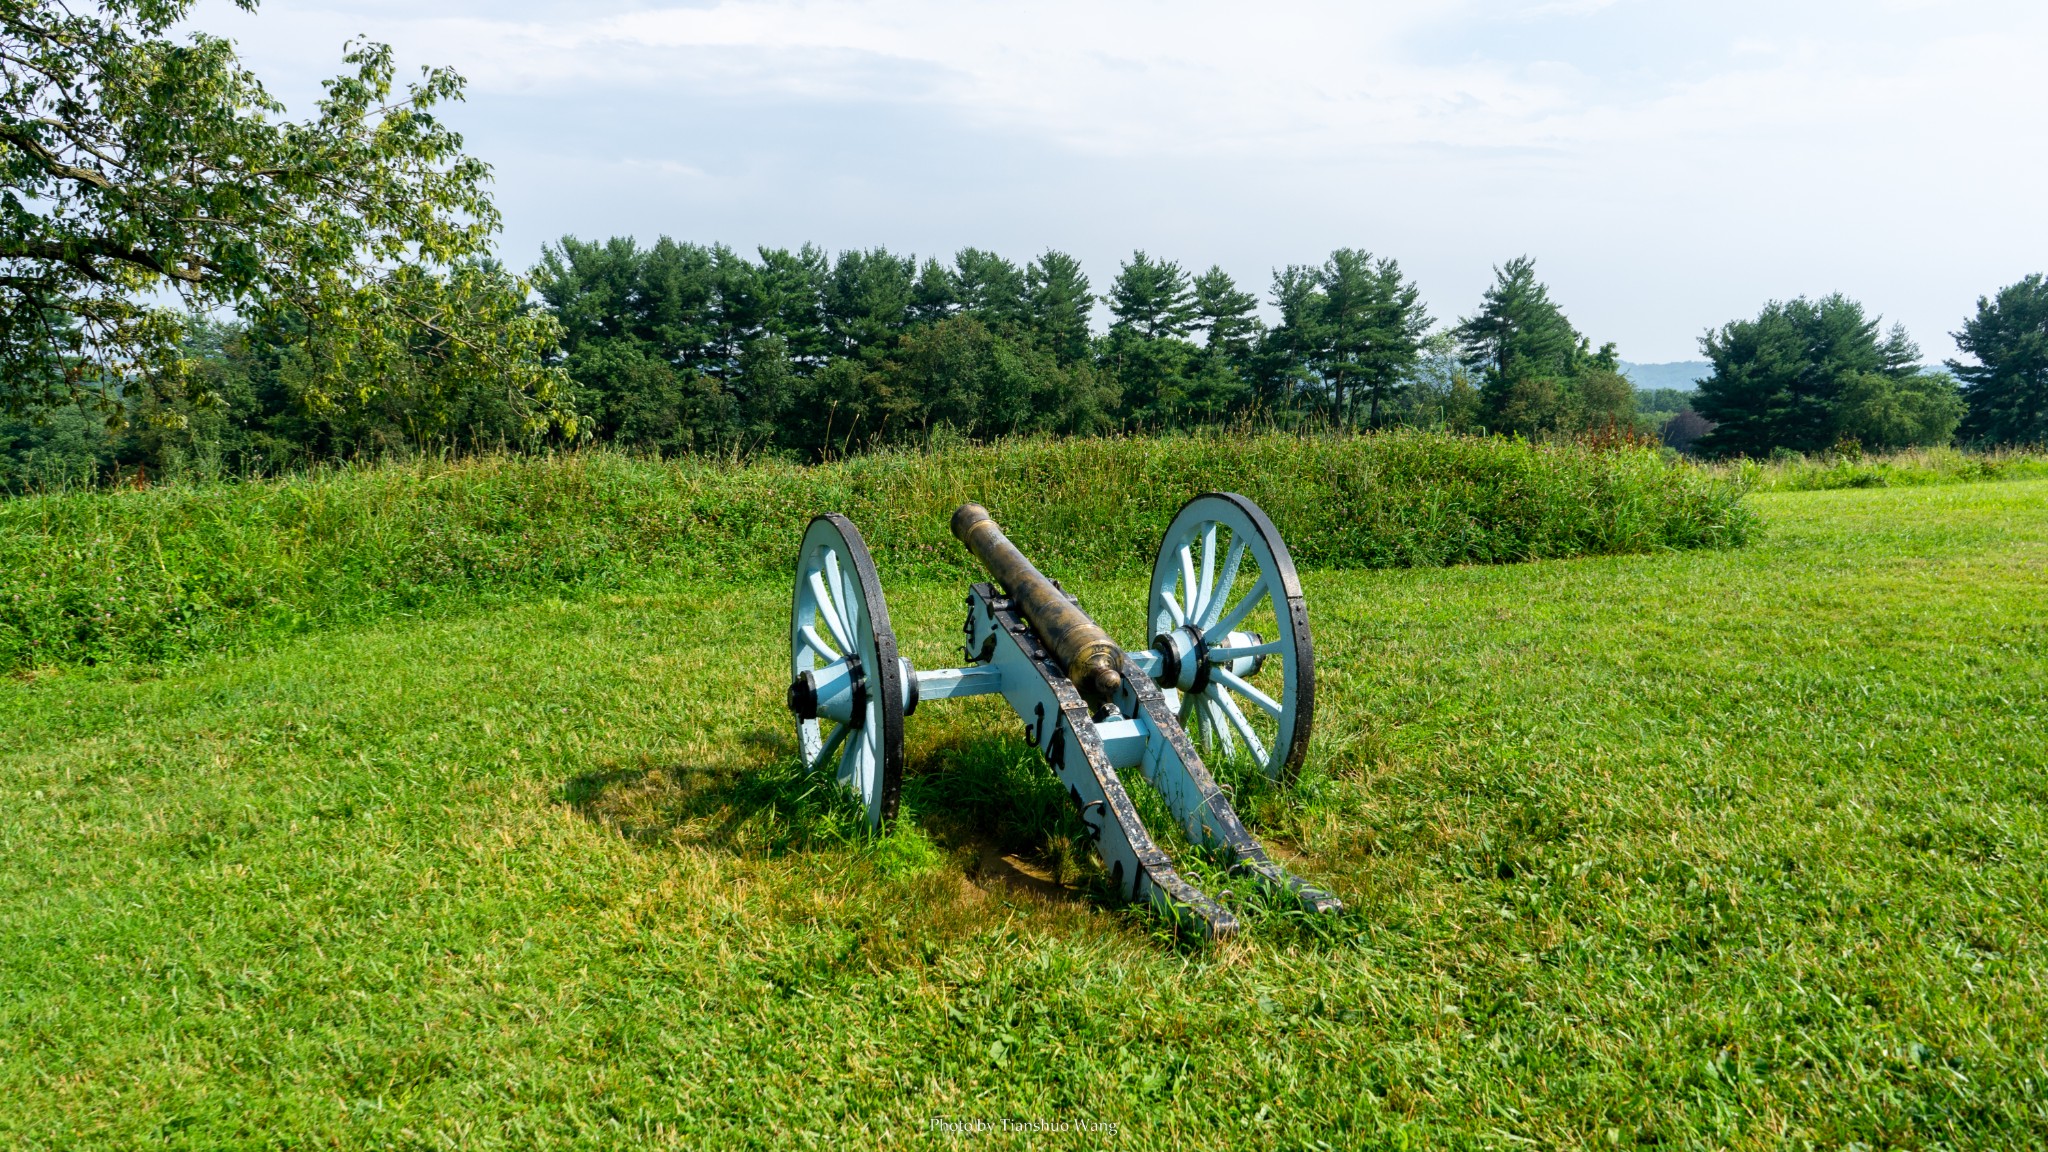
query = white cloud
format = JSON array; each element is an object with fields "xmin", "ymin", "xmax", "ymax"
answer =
[
  {"xmin": 216, "ymin": 1, "xmax": 2047, "ymax": 161},
  {"xmin": 191, "ymin": 0, "xmax": 2048, "ymax": 359}
]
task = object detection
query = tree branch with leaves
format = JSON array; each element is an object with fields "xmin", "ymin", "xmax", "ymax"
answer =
[{"xmin": 1, "ymin": 0, "xmax": 568, "ymax": 439}]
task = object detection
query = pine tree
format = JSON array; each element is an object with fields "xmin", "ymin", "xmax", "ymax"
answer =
[
  {"xmin": 1257, "ymin": 264, "xmax": 1324, "ymax": 413},
  {"xmin": 1261, "ymin": 252, "xmax": 1427, "ymax": 426},
  {"xmin": 1025, "ymin": 250, "xmax": 1093, "ymax": 367},
  {"xmin": 1694, "ymin": 295, "xmax": 1959, "ymax": 456},
  {"xmin": 1453, "ymin": 257, "xmax": 1582, "ymax": 434},
  {"xmin": 1950, "ymin": 274, "xmax": 2048, "ymax": 445},
  {"xmin": 1314, "ymin": 249, "xmax": 1429, "ymax": 427},
  {"xmin": 1103, "ymin": 252, "xmax": 1201, "ymax": 425},
  {"xmin": 824, "ymin": 248, "xmax": 914, "ymax": 356},
  {"xmin": 734, "ymin": 245, "xmax": 828, "ymax": 367},
  {"xmin": 952, "ymin": 249, "xmax": 1028, "ymax": 329},
  {"xmin": 1192, "ymin": 266, "xmax": 1260, "ymax": 360},
  {"xmin": 1188, "ymin": 266, "xmax": 1260, "ymax": 419},
  {"xmin": 1106, "ymin": 252, "xmax": 1197, "ymax": 340},
  {"xmin": 908, "ymin": 257, "xmax": 957, "ymax": 326}
]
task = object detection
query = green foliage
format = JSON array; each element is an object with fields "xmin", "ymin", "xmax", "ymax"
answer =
[
  {"xmin": 1376, "ymin": 332, "xmax": 1482, "ymax": 432},
  {"xmin": 0, "ymin": 400, "xmax": 115, "ymax": 492},
  {"xmin": 883, "ymin": 315, "xmax": 1108, "ymax": 439},
  {"xmin": 948, "ymin": 248, "xmax": 1028, "ymax": 328},
  {"xmin": 1104, "ymin": 250, "xmax": 1197, "ymax": 340},
  {"xmin": 1191, "ymin": 264, "xmax": 1260, "ymax": 360},
  {"xmin": 825, "ymin": 247, "xmax": 915, "ymax": 356},
  {"xmin": 1, "ymin": 481, "xmax": 2043, "ymax": 1146},
  {"xmin": 1695, "ymin": 295, "xmax": 1961, "ymax": 457},
  {"xmin": 533, "ymin": 238, "xmax": 1116, "ymax": 456},
  {"xmin": 1454, "ymin": 257, "xmax": 1629, "ymax": 436},
  {"xmin": 1099, "ymin": 252, "xmax": 1205, "ymax": 427},
  {"xmin": 1950, "ymin": 272, "xmax": 2048, "ymax": 446},
  {"xmin": 532, "ymin": 241, "xmax": 2031, "ymax": 466},
  {"xmin": 1709, "ymin": 443, "xmax": 2048, "ymax": 492},
  {"xmin": 1833, "ymin": 368, "xmax": 1966, "ymax": 450},
  {"xmin": 1633, "ymin": 387, "xmax": 1696, "ymax": 424},
  {"xmin": 0, "ymin": 0, "xmax": 566, "ymax": 431},
  {"xmin": 1266, "ymin": 249, "xmax": 1431, "ymax": 427},
  {"xmin": 1024, "ymin": 250, "xmax": 1094, "ymax": 368},
  {"xmin": 0, "ymin": 431, "xmax": 1751, "ymax": 672}
]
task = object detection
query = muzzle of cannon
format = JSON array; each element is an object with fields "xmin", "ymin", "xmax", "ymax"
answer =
[{"xmin": 786, "ymin": 493, "xmax": 1336, "ymax": 939}]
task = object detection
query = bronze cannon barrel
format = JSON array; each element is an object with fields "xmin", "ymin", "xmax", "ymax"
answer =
[{"xmin": 951, "ymin": 502, "xmax": 1124, "ymax": 707}]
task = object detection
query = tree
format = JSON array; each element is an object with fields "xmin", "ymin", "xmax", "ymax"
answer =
[
  {"xmin": 1388, "ymin": 331, "xmax": 1481, "ymax": 431},
  {"xmin": 1179, "ymin": 266, "xmax": 1257, "ymax": 419},
  {"xmin": 951, "ymin": 248, "xmax": 1028, "ymax": 329},
  {"xmin": 728, "ymin": 334, "xmax": 796, "ymax": 448},
  {"xmin": 1834, "ymin": 367, "xmax": 1964, "ymax": 450},
  {"xmin": 1025, "ymin": 249, "xmax": 1093, "ymax": 367},
  {"xmin": 1255, "ymin": 264, "xmax": 1323, "ymax": 415},
  {"xmin": 1103, "ymin": 252, "xmax": 1202, "ymax": 426},
  {"xmin": 823, "ymin": 248, "xmax": 913, "ymax": 357},
  {"xmin": 738, "ymin": 245, "xmax": 829, "ymax": 367},
  {"xmin": 1660, "ymin": 409, "xmax": 1714, "ymax": 454},
  {"xmin": 882, "ymin": 314, "xmax": 1105, "ymax": 440},
  {"xmin": 1192, "ymin": 265, "xmax": 1260, "ymax": 361},
  {"xmin": 1694, "ymin": 296, "xmax": 1959, "ymax": 456},
  {"xmin": 1106, "ymin": 251, "xmax": 1196, "ymax": 340},
  {"xmin": 1, "ymin": 0, "xmax": 564, "ymax": 431},
  {"xmin": 908, "ymin": 257, "xmax": 957, "ymax": 326},
  {"xmin": 1949, "ymin": 274, "xmax": 2048, "ymax": 445},
  {"xmin": 533, "ymin": 236, "xmax": 713, "ymax": 452},
  {"xmin": 1297, "ymin": 249, "xmax": 1429, "ymax": 427},
  {"xmin": 1453, "ymin": 257, "xmax": 1590, "ymax": 435},
  {"xmin": 1575, "ymin": 348, "xmax": 1635, "ymax": 433}
]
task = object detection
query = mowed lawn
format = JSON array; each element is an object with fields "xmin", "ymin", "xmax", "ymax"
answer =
[{"xmin": 2, "ymin": 480, "xmax": 2044, "ymax": 1150}]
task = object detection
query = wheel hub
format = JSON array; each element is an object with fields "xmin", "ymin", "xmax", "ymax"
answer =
[
  {"xmin": 1152, "ymin": 626, "xmax": 1265, "ymax": 693},
  {"xmin": 787, "ymin": 653, "xmax": 866, "ymax": 726}
]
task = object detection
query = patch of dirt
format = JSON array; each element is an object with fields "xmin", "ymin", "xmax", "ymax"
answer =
[{"xmin": 961, "ymin": 841, "xmax": 1083, "ymax": 903}]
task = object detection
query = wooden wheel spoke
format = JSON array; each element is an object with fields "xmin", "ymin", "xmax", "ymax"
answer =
[
  {"xmin": 1193, "ymin": 524, "xmax": 1217, "ymax": 621},
  {"xmin": 809, "ymin": 717, "xmax": 853, "ymax": 775},
  {"xmin": 1206, "ymin": 639, "xmax": 1282, "ymax": 661},
  {"xmin": 808, "ymin": 568, "xmax": 853, "ymax": 652},
  {"xmin": 1211, "ymin": 576, "xmax": 1270, "ymax": 637},
  {"xmin": 1203, "ymin": 694, "xmax": 1237, "ymax": 758},
  {"xmin": 799, "ymin": 624, "xmax": 840, "ymax": 662},
  {"xmin": 826, "ymin": 550, "xmax": 858, "ymax": 639},
  {"xmin": 1213, "ymin": 666, "xmax": 1283, "ymax": 717},
  {"xmin": 837, "ymin": 713, "xmax": 872, "ymax": 787},
  {"xmin": 1200, "ymin": 535, "xmax": 1245, "ymax": 628},
  {"xmin": 1214, "ymin": 689, "xmax": 1270, "ymax": 765},
  {"xmin": 1161, "ymin": 587, "xmax": 1187, "ymax": 629}
]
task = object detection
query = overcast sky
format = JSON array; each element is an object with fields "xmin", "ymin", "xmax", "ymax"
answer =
[{"xmin": 191, "ymin": 0, "xmax": 2047, "ymax": 362}]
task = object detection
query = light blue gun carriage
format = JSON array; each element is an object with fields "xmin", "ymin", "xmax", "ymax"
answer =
[{"xmin": 785, "ymin": 494, "xmax": 1339, "ymax": 939}]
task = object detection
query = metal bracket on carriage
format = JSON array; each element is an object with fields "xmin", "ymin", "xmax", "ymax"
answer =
[
  {"xmin": 786, "ymin": 495, "xmax": 1341, "ymax": 940},
  {"xmin": 961, "ymin": 582, "xmax": 1339, "ymax": 937}
]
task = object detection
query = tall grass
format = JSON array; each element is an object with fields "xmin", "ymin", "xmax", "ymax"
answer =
[
  {"xmin": 1711, "ymin": 444, "xmax": 2048, "ymax": 492},
  {"xmin": 0, "ymin": 431, "xmax": 1752, "ymax": 672}
]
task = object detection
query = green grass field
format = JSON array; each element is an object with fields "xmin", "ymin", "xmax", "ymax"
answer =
[{"xmin": 2, "ymin": 476, "xmax": 2044, "ymax": 1149}]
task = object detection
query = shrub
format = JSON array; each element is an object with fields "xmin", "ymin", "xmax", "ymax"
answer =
[{"xmin": 0, "ymin": 431, "xmax": 1752, "ymax": 671}]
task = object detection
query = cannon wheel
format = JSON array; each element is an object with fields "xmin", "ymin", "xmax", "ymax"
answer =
[
  {"xmin": 1148, "ymin": 493, "xmax": 1315, "ymax": 782},
  {"xmin": 790, "ymin": 514, "xmax": 905, "ymax": 826}
]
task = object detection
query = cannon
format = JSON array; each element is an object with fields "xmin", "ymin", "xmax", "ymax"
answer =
[{"xmin": 785, "ymin": 494, "xmax": 1339, "ymax": 938}]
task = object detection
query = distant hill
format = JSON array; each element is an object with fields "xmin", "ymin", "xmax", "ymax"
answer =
[{"xmin": 1619, "ymin": 361, "xmax": 1710, "ymax": 392}]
